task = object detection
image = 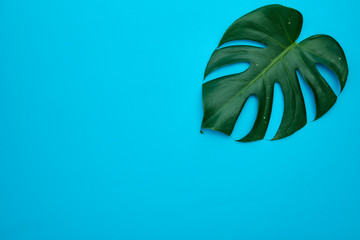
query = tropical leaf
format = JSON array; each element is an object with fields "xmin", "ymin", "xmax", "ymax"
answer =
[{"xmin": 201, "ymin": 4, "xmax": 348, "ymax": 142}]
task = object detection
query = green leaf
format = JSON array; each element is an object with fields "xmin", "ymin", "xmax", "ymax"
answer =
[{"xmin": 201, "ymin": 4, "xmax": 348, "ymax": 142}]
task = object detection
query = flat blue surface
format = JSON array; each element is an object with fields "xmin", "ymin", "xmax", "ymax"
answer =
[{"xmin": 0, "ymin": 0, "xmax": 360, "ymax": 239}]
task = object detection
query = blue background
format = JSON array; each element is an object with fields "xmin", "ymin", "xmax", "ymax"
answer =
[{"xmin": 0, "ymin": 0, "xmax": 359, "ymax": 239}]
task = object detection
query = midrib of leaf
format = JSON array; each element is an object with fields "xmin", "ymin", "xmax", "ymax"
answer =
[{"xmin": 204, "ymin": 42, "xmax": 298, "ymax": 127}]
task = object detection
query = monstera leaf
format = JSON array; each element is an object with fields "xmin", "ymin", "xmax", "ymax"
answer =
[{"xmin": 201, "ymin": 4, "xmax": 348, "ymax": 142}]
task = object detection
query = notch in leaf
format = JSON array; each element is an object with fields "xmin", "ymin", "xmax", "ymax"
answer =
[{"xmin": 201, "ymin": 4, "xmax": 348, "ymax": 142}]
